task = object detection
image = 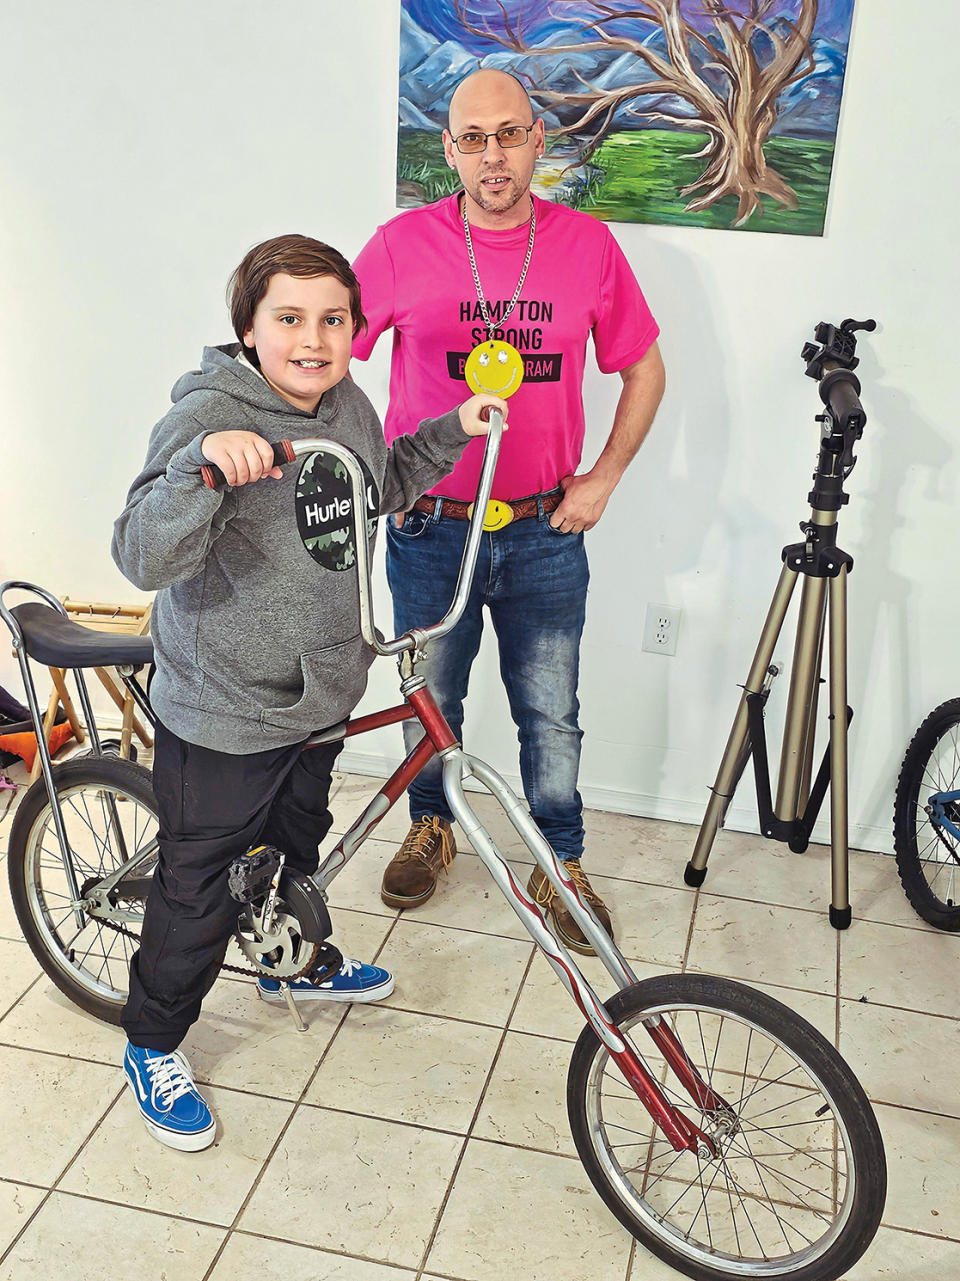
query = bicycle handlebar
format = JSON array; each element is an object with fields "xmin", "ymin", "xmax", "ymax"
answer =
[{"xmin": 201, "ymin": 410, "xmax": 505, "ymax": 658}]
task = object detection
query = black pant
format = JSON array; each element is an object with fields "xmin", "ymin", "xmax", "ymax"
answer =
[{"xmin": 122, "ymin": 721, "xmax": 342, "ymax": 1052}]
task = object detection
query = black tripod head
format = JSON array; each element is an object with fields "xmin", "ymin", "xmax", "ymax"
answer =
[{"xmin": 799, "ymin": 318, "xmax": 877, "ymax": 512}]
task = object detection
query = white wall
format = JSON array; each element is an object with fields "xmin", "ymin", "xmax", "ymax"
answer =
[{"xmin": 2, "ymin": 0, "xmax": 957, "ymax": 852}]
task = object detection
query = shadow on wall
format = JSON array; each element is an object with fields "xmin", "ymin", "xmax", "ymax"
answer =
[{"xmin": 580, "ymin": 234, "xmax": 730, "ymax": 808}]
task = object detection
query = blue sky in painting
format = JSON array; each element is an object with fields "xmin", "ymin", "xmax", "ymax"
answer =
[{"xmin": 404, "ymin": 1, "xmax": 855, "ymax": 50}]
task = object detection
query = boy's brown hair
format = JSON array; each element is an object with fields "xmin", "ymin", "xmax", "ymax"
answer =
[{"xmin": 228, "ymin": 234, "xmax": 366, "ymax": 364}]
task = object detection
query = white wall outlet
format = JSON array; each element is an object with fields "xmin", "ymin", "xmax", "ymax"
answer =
[{"xmin": 641, "ymin": 604, "xmax": 681, "ymax": 656}]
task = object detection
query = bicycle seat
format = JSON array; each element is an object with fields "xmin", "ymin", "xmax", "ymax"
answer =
[{"xmin": 11, "ymin": 602, "xmax": 154, "ymax": 668}]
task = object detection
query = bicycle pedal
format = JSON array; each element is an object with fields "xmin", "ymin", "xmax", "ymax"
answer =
[{"xmin": 305, "ymin": 942, "xmax": 343, "ymax": 984}]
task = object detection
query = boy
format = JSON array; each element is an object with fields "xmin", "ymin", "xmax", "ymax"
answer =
[{"xmin": 112, "ymin": 234, "xmax": 506, "ymax": 1151}]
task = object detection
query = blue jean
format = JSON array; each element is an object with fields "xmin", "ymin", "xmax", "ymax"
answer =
[{"xmin": 385, "ymin": 501, "xmax": 589, "ymax": 860}]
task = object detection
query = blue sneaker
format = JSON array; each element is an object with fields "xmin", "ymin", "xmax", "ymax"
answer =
[
  {"xmin": 257, "ymin": 954, "xmax": 394, "ymax": 1004},
  {"xmin": 123, "ymin": 1044, "xmax": 216, "ymax": 1152}
]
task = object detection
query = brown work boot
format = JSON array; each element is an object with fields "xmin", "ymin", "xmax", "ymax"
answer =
[
  {"xmin": 381, "ymin": 815, "xmax": 456, "ymax": 909},
  {"xmin": 527, "ymin": 859, "xmax": 613, "ymax": 956}
]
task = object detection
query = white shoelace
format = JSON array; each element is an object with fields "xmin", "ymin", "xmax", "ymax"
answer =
[
  {"xmin": 338, "ymin": 957, "xmax": 361, "ymax": 978},
  {"xmin": 145, "ymin": 1050, "xmax": 198, "ymax": 1111}
]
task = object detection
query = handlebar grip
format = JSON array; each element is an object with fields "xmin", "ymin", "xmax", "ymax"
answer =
[
  {"xmin": 819, "ymin": 369, "xmax": 865, "ymax": 430},
  {"xmin": 201, "ymin": 440, "xmax": 296, "ymax": 489}
]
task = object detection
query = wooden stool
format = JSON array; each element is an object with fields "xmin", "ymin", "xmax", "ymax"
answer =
[{"xmin": 30, "ymin": 598, "xmax": 153, "ymax": 782}]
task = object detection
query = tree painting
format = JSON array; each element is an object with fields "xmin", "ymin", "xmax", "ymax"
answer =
[{"xmin": 397, "ymin": 1, "xmax": 856, "ymax": 234}]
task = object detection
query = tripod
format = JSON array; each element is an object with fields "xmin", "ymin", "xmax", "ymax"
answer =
[{"xmin": 684, "ymin": 318, "xmax": 877, "ymax": 930}]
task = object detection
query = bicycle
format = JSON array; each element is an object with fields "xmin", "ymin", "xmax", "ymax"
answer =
[
  {"xmin": 1, "ymin": 415, "xmax": 886, "ymax": 1280},
  {"xmin": 893, "ymin": 698, "xmax": 960, "ymax": 929}
]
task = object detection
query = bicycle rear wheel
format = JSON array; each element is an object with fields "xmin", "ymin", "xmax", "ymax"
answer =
[
  {"xmin": 893, "ymin": 698, "xmax": 960, "ymax": 929},
  {"xmin": 7, "ymin": 756, "xmax": 159, "ymax": 1024},
  {"xmin": 567, "ymin": 974, "xmax": 885, "ymax": 1281}
]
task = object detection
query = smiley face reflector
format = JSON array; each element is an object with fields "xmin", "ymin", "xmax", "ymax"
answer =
[{"xmin": 464, "ymin": 339, "xmax": 524, "ymax": 399}]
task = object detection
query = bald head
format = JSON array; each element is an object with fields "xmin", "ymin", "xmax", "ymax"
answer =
[
  {"xmin": 443, "ymin": 66, "xmax": 544, "ymax": 228},
  {"xmin": 448, "ymin": 68, "xmax": 534, "ymax": 134}
]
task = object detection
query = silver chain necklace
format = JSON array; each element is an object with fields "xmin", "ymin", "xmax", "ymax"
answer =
[{"xmin": 462, "ymin": 194, "xmax": 536, "ymax": 338}]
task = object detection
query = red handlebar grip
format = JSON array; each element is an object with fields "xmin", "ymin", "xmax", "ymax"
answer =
[{"xmin": 201, "ymin": 440, "xmax": 295, "ymax": 489}]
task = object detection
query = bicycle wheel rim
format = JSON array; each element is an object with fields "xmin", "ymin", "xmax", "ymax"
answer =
[
  {"xmin": 581, "ymin": 999, "xmax": 857, "ymax": 1276},
  {"xmin": 906, "ymin": 719, "xmax": 960, "ymax": 908},
  {"xmin": 23, "ymin": 776, "xmax": 158, "ymax": 1010}
]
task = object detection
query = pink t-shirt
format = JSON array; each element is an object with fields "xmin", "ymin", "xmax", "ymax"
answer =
[{"xmin": 352, "ymin": 194, "xmax": 659, "ymax": 503}]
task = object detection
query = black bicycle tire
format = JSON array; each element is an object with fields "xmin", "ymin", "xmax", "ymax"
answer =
[
  {"xmin": 893, "ymin": 698, "xmax": 960, "ymax": 930},
  {"xmin": 567, "ymin": 974, "xmax": 886, "ymax": 1281},
  {"xmin": 7, "ymin": 756, "xmax": 158, "ymax": 1025}
]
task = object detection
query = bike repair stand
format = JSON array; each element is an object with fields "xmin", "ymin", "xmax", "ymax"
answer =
[{"xmin": 683, "ymin": 319, "xmax": 877, "ymax": 930}]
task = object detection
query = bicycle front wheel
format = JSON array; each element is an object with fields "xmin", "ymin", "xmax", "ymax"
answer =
[
  {"xmin": 893, "ymin": 698, "xmax": 960, "ymax": 929},
  {"xmin": 567, "ymin": 974, "xmax": 885, "ymax": 1281},
  {"xmin": 7, "ymin": 756, "xmax": 159, "ymax": 1024}
]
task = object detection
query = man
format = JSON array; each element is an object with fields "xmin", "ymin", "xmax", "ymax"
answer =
[{"xmin": 352, "ymin": 68, "xmax": 664, "ymax": 955}]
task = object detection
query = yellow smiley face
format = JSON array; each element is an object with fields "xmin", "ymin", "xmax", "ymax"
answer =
[
  {"xmin": 466, "ymin": 499, "xmax": 515, "ymax": 531},
  {"xmin": 464, "ymin": 340, "xmax": 525, "ymax": 398}
]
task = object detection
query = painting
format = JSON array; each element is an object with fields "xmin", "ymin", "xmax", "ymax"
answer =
[{"xmin": 397, "ymin": 1, "xmax": 857, "ymax": 235}]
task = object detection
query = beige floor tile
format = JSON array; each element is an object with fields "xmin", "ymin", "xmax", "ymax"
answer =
[
  {"xmin": 0, "ymin": 1191, "xmax": 225, "ymax": 1281},
  {"xmin": 0, "ymin": 1045, "xmax": 120, "ymax": 1185},
  {"xmin": 840, "ymin": 918, "xmax": 960, "ymax": 1018},
  {"xmin": 873, "ymin": 1102, "xmax": 960, "ymax": 1237},
  {"xmin": 684, "ymin": 970, "xmax": 839, "ymax": 1043},
  {"xmin": 0, "ymin": 939, "xmax": 43, "ymax": 1018},
  {"xmin": 0, "ymin": 1181, "xmax": 45, "ymax": 1255},
  {"xmin": 210, "ymin": 1233, "xmax": 416, "ymax": 1279},
  {"xmin": 848, "ymin": 848, "xmax": 948, "ymax": 934},
  {"xmin": 473, "ymin": 1030, "xmax": 575, "ymax": 1156},
  {"xmin": 598, "ymin": 875, "xmax": 694, "ymax": 968},
  {"xmin": 322, "ymin": 835, "xmax": 400, "ymax": 917},
  {"xmin": 306, "ymin": 1005, "xmax": 501, "ymax": 1131},
  {"xmin": 426, "ymin": 1138, "xmax": 631, "ymax": 1281},
  {"xmin": 60, "ymin": 1084, "xmax": 294, "ymax": 1226},
  {"xmin": 581, "ymin": 808, "xmax": 702, "ymax": 887},
  {"xmin": 0, "ymin": 980, "xmax": 121, "ymax": 1064},
  {"xmin": 509, "ymin": 951, "xmax": 666, "ymax": 1043},
  {"xmin": 377, "ymin": 918, "xmax": 533, "ymax": 1025},
  {"xmin": 0, "ymin": 876, "xmax": 23, "ymax": 941},
  {"xmin": 184, "ymin": 976, "xmax": 345, "ymax": 1100},
  {"xmin": 839, "ymin": 1000, "xmax": 960, "ymax": 1115},
  {"xmin": 688, "ymin": 894, "xmax": 839, "ymax": 994},
  {"xmin": 404, "ymin": 852, "xmax": 542, "ymax": 942},
  {"xmin": 693, "ymin": 831, "xmax": 837, "ymax": 913},
  {"xmin": 239, "ymin": 1107, "xmax": 462, "ymax": 1268},
  {"xmin": 843, "ymin": 1224, "xmax": 960, "ymax": 1278}
]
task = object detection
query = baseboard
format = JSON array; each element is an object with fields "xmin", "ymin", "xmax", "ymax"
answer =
[{"xmin": 335, "ymin": 749, "xmax": 894, "ymax": 857}]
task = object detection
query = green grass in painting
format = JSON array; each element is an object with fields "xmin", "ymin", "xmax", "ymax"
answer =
[
  {"xmin": 585, "ymin": 131, "xmax": 834, "ymax": 235},
  {"xmin": 397, "ymin": 128, "xmax": 835, "ymax": 235}
]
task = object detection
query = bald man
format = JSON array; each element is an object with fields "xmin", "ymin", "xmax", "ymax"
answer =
[{"xmin": 352, "ymin": 68, "xmax": 664, "ymax": 955}]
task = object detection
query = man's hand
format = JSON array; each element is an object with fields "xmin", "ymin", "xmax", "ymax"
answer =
[
  {"xmin": 550, "ymin": 471, "xmax": 614, "ymax": 534},
  {"xmin": 550, "ymin": 342, "xmax": 666, "ymax": 535},
  {"xmin": 200, "ymin": 431, "xmax": 284, "ymax": 486},
  {"xmin": 458, "ymin": 394, "xmax": 509, "ymax": 437}
]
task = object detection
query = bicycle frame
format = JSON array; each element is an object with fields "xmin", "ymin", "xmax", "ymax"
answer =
[{"xmin": 1, "ymin": 419, "xmax": 728, "ymax": 1157}]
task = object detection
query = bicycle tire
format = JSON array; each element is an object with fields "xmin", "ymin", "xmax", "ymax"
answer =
[
  {"xmin": 893, "ymin": 698, "xmax": 960, "ymax": 929},
  {"xmin": 567, "ymin": 974, "xmax": 885, "ymax": 1281},
  {"xmin": 7, "ymin": 756, "xmax": 159, "ymax": 1024}
]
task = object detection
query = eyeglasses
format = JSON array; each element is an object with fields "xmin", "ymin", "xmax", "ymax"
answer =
[{"xmin": 451, "ymin": 125, "xmax": 535, "ymax": 154}]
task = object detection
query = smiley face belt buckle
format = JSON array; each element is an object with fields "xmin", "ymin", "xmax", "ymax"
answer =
[{"xmin": 466, "ymin": 498, "xmax": 515, "ymax": 532}]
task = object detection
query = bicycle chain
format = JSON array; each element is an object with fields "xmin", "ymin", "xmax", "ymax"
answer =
[{"xmin": 95, "ymin": 911, "xmax": 320, "ymax": 981}]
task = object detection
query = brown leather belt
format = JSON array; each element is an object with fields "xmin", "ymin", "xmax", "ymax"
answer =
[{"xmin": 412, "ymin": 488, "xmax": 562, "ymax": 523}]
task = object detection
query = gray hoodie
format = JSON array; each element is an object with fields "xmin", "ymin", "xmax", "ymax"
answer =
[{"xmin": 112, "ymin": 344, "xmax": 468, "ymax": 753}]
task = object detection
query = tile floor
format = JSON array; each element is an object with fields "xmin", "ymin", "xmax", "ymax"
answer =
[{"xmin": 0, "ymin": 758, "xmax": 958, "ymax": 1279}]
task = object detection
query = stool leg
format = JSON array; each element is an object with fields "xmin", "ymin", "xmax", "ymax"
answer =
[
  {"xmin": 30, "ymin": 681, "xmax": 62, "ymax": 784},
  {"xmin": 49, "ymin": 667, "xmax": 86, "ymax": 744}
]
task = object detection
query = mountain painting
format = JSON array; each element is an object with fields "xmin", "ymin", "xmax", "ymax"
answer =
[{"xmin": 397, "ymin": 1, "xmax": 856, "ymax": 235}]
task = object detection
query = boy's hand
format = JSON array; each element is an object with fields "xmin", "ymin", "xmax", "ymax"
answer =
[
  {"xmin": 458, "ymin": 395, "xmax": 509, "ymax": 437},
  {"xmin": 200, "ymin": 431, "xmax": 284, "ymax": 486}
]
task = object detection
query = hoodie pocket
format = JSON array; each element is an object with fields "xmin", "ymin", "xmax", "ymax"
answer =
[{"xmin": 259, "ymin": 635, "xmax": 374, "ymax": 735}]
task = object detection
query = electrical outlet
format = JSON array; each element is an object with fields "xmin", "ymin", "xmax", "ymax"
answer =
[{"xmin": 641, "ymin": 604, "xmax": 681, "ymax": 656}]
